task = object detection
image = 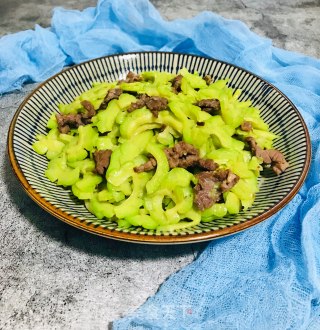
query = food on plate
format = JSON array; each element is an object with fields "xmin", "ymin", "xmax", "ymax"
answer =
[{"xmin": 32, "ymin": 69, "xmax": 288, "ymax": 231}]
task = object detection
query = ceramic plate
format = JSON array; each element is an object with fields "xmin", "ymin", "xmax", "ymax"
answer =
[{"xmin": 7, "ymin": 52, "xmax": 311, "ymax": 244}]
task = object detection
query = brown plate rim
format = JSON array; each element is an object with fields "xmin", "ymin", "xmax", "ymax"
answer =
[{"xmin": 7, "ymin": 51, "xmax": 312, "ymax": 244}]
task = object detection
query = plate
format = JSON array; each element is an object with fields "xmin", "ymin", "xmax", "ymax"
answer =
[{"xmin": 7, "ymin": 52, "xmax": 311, "ymax": 244}]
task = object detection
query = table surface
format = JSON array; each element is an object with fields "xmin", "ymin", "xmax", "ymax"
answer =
[{"xmin": 0, "ymin": 1, "xmax": 319, "ymax": 329}]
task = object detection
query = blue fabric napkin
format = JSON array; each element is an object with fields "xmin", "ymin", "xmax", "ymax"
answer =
[{"xmin": 2, "ymin": 0, "xmax": 320, "ymax": 328}]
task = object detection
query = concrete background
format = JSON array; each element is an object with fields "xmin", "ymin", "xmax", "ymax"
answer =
[
  {"xmin": 0, "ymin": 0, "xmax": 319, "ymax": 329},
  {"xmin": 1, "ymin": 0, "xmax": 320, "ymax": 58}
]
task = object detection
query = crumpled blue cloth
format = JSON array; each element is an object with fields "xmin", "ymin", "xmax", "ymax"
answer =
[{"xmin": 2, "ymin": 0, "xmax": 320, "ymax": 328}]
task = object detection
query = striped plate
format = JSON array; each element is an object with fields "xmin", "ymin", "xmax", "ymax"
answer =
[{"xmin": 7, "ymin": 52, "xmax": 311, "ymax": 244}]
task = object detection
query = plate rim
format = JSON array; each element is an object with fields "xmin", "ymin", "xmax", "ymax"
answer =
[{"xmin": 7, "ymin": 51, "xmax": 312, "ymax": 244}]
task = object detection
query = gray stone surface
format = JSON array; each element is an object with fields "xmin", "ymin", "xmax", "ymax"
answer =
[
  {"xmin": 1, "ymin": 0, "xmax": 320, "ymax": 58},
  {"xmin": 0, "ymin": 85, "xmax": 205, "ymax": 329},
  {"xmin": 0, "ymin": 1, "xmax": 319, "ymax": 329},
  {"xmin": 153, "ymin": 0, "xmax": 320, "ymax": 58}
]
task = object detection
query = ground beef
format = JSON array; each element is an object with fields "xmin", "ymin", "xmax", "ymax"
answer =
[
  {"xmin": 134, "ymin": 157, "xmax": 157, "ymax": 173},
  {"xmin": 194, "ymin": 187, "xmax": 221, "ymax": 211},
  {"xmin": 164, "ymin": 142, "xmax": 218, "ymax": 171},
  {"xmin": 164, "ymin": 141, "xmax": 200, "ymax": 169},
  {"xmin": 203, "ymin": 75, "xmax": 212, "ymax": 85},
  {"xmin": 163, "ymin": 141, "xmax": 239, "ymax": 210},
  {"xmin": 144, "ymin": 96, "xmax": 168, "ymax": 117},
  {"xmin": 211, "ymin": 169, "xmax": 229, "ymax": 182},
  {"xmin": 56, "ymin": 113, "xmax": 83, "ymax": 134},
  {"xmin": 246, "ymin": 137, "xmax": 289, "ymax": 175},
  {"xmin": 127, "ymin": 94, "xmax": 168, "ymax": 117},
  {"xmin": 80, "ymin": 100, "xmax": 96, "ymax": 123},
  {"xmin": 171, "ymin": 74, "xmax": 183, "ymax": 93},
  {"xmin": 56, "ymin": 100, "xmax": 97, "ymax": 133},
  {"xmin": 118, "ymin": 71, "xmax": 143, "ymax": 84},
  {"xmin": 220, "ymin": 170, "xmax": 240, "ymax": 192},
  {"xmin": 93, "ymin": 149, "xmax": 112, "ymax": 176},
  {"xmin": 127, "ymin": 94, "xmax": 148, "ymax": 113},
  {"xmin": 241, "ymin": 121, "xmax": 252, "ymax": 131},
  {"xmin": 196, "ymin": 98, "xmax": 221, "ymax": 113},
  {"xmin": 98, "ymin": 88, "xmax": 123, "ymax": 110},
  {"xmin": 198, "ymin": 159, "xmax": 219, "ymax": 171},
  {"xmin": 194, "ymin": 171, "xmax": 221, "ymax": 211},
  {"xmin": 125, "ymin": 71, "xmax": 142, "ymax": 83},
  {"xmin": 193, "ymin": 169, "xmax": 239, "ymax": 211}
]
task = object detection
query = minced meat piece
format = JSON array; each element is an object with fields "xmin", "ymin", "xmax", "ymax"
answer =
[
  {"xmin": 220, "ymin": 170, "xmax": 240, "ymax": 192},
  {"xmin": 125, "ymin": 71, "xmax": 142, "ymax": 83},
  {"xmin": 164, "ymin": 143, "xmax": 218, "ymax": 171},
  {"xmin": 93, "ymin": 149, "xmax": 112, "ymax": 175},
  {"xmin": 196, "ymin": 171, "xmax": 216, "ymax": 189},
  {"xmin": 144, "ymin": 96, "xmax": 168, "ymax": 117},
  {"xmin": 193, "ymin": 168, "xmax": 239, "ymax": 210},
  {"xmin": 56, "ymin": 113, "xmax": 83, "ymax": 134},
  {"xmin": 118, "ymin": 71, "xmax": 142, "ymax": 84},
  {"xmin": 198, "ymin": 159, "xmax": 219, "ymax": 171},
  {"xmin": 194, "ymin": 187, "xmax": 220, "ymax": 211},
  {"xmin": 98, "ymin": 88, "xmax": 123, "ymax": 110},
  {"xmin": 269, "ymin": 151, "xmax": 289, "ymax": 175},
  {"xmin": 56, "ymin": 100, "xmax": 98, "ymax": 133},
  {"xmin": 194, "ymin": 171, "xmax": 221, "ymax": 211},
  {"xmin": 134, "ymin": 157, "xmax": 157, "ymax": 173},
  {"xmin": 171, "ymin": 74, "xmax": 183, "ymax": 93},
  {"xmin": 197, "ymin": 98, "xmax": 221, "ymax": 113},
  {"xmin": 164, "ymin": 141, "xmax": 200, "ymax": 169},
  {"xmin": 211, "ymin": 169, "xmax": 229, "ymax": 182},
  {"xmin": 127, "ymin": 94, "xmax": 147, "ymax": 113},
  {"xmin": 246, "ymin": 137, "xmax": 289, "ymax": 175},
  {"xmin": 241, "ymin": 121, "xmax": 252, "ymax": 131},
  {"xmin": 80, "ymin": 100, "xmax": 96, "ymax": 123},
  {"xmin": 203, "ymin": 75, "xmax": 212, "ymax": 85},
  {"xmin": 127, "ymin": 94, "xmax": 168, "ymax": 117}
]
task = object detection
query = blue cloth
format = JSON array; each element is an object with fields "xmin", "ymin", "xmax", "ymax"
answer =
[{"xmin": 2, "ymin": 0, "xmax": 320, "ymax": 328}]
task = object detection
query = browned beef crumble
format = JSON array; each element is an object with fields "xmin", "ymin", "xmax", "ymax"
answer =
[
  {"xmin": 134, "ymin": 143, "xmax": 219, "ymax": 174},
  {"xmin": 118, "ymin": 71, "xmax": 143, "ymax": 84},
  {"xmin": 134, "ymin": 157, "xmax": 157, "ymax": 173},
  {"xmin": 164, "ymin": 141, "xmax": 200, "ymax": 169},
  {"xmin": 164, "ymin": 142, "xmax": 218, "ymax": 170},
  {"xmin": 241, "ymin": 121, "xmax": 252, "ymax": 131},
  {"xmin": 127, "ymin": 94, "xmax": 148, "ymax": 113},
  {"xmin": 220, "ymin": 170, "xmax": 240, "ymax": 192},
  {"xmin": 198, "ymin": 159, "xmax": 219, "ymax": 171},
  {"xmin": 246, "ymin": 137, "xmax": 289, "ymax": 175},
  {"xmin": 193, "ymin": 171, "xmax": 220, "ymax": 211},
  {"xmin": 203, "ymin": 75, "xmax": 212, "ymax": 85},
  {"xmin": 211, "ymin": 169, "xmax": 229, "ymax": 182},
  {"xmin": 210, "ymin": 169, "xmax": 239, "ymax": 190},
  {"xmin": 125, "ymin": 71, "xmax": 143, "ymax": 83},
  {"xmin": 56, "ymin": 100, "xmax": 97, "ymax": 133},
  {"xmin": 93, "ymin": 149, "xmax": 112, "ymax": 176},
  {"xmin": 193, "ymin": 169, "xmax": 239, "ymax": 210},
  {"xmin": 98, "ymin": 88, "xmax": 123, "ymax": 110},
  {"xmin": 171, "ymin": 74, "xmax": 183, "ymax": 93},
  {"xmin": 134, "ymin": 140, "xmax": 238, "ymax": 210},
  {"xmin": 56, "ymin": 113, "xmax": 83, "ymax": 134},
  {"xmin": 144, "ymin": 96, "xmax": 168, "ymax": 117},
  {"xmin": 80, "ymin": 100, "xmax": 96, "ymax": 123},
  {"xmin": 127, "ymin": 94, "xmax": 168, "ymax": 117},
  {"xmin": 196, "ymin": 98, "xmax": 221, "ymax": 113}
]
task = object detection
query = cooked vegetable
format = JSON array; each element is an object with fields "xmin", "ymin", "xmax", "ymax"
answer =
[{"xmin": 32, "ymin": 69, "xmax": 288, "ymax": 231}]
